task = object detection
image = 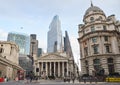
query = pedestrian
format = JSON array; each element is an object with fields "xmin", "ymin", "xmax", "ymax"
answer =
[
  {"xmin": 4, "ymin": 76, "xmax": 7, "ymax": 82},
  {"xmin": 89, "ymin": 76, "xmax": 92, "ymax": 84},
  {"xmin": 15, "ymin": 76, "xmax": 18, "ymax": 81},
  {"xmin": 78, "ymin": 76, "xmax": 81, "ymax": 83},
  {"xmin": 95, "ymin": 76, "xmax": 97, "ymax": 84},
  {"xmin": 72, "ymin": 76, "xmax": 75, "ymax": 83},
  {"xmin": 29, "ymin": 72, "xmax": 33, "ymax": 82},
  {"xmin": 26, "ymin": 75, "xmax": 30, "ymax": 83},
  {"xmin": 83, "ymin": 77, "xmax": 86, "ymax": 83}
]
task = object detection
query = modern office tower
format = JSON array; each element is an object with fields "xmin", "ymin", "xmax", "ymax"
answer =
[
  {"xmin": 30, "ymin": 34, "xmax": 38, "ymax": 60},
  {"xmin": 64, "ymin": 31, "xmax": 75, "ymax": 74},
  {"xmin": 7, "ymin": 32, "xmax": 30, "ymax": 55},
  {"xmin": 47, "ymin": 15, "xmax": 63, "ymax": 53},
  {"xmin": 64, "ymin": 31, "xmax": 74, "ymax": 59},
  {"xmin": 78, "ymin": 3, "xmax": 120, "ymax": 76}
]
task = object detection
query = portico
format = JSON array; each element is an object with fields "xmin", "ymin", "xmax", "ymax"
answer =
[{"xmin": 35, "ymin": 53, "xmax": 70, "ymax": 78}]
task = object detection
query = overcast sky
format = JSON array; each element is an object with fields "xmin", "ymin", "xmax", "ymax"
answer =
[{"xmin": 0, "ymin": 0, "xmax": 120, "ymax": 70}]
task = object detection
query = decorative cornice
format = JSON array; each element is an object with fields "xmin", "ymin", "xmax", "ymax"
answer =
[
  {"xmin": 0, "ymin": 54, "xmax": 23, "ymax": 70},
  {"xmin": 79, "ymin": 30, "xmax": 119, "ymax": 41},
  {"xmin": 80, "ymin": 54, "xmax": 120, "ymax": 60}
]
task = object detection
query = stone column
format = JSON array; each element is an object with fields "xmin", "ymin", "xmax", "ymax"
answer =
[
  {"xmin": 54, "ymin": 62, "xmax": 56, "ymax": 76},
  {"xmin": 41, "ymin": 62, "xmax": 43, "ymax": 75},
  {"xmin": 39, "ymin": 62, "xmax": 42, "ymax": 75},
  {"xmin": 62, "ymin": 62, "xmax": 64, "ymax": 77},
  {"xmin": 37, "ymin": 62, "xmax": 40, "ymax": 76},
  {"xmin": 67, "ymin": 62, "xmax": 68, "ymax": 76},
  {"xmin": 46, "ymin": 62, "xmax": 48, "ymax": 77},
  {"xmin": 34, "ymin": 63, "xmax": 37, "ymax": 75},
  {"xmin": 50, "ymin": 62, "xmax": 51, "ymax": 76},
  {"xmin": 58, "ymin": 62, "xmax": 60, "ymax": 77}
]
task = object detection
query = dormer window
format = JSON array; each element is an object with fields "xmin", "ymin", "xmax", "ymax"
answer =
[{"xmin": 90, "ymin": 17, "xmax": 94, "ymax": 22}]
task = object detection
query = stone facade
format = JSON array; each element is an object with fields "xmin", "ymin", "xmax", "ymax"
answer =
[
  {"xmin": 30, "ymin": 34, "xmax": 38, "ymax": 61},
  {"xmin": 78, "ymin": 4, "xmax": 120, "ymax": 76},
  {"xmin": 34, "ymin": 52, "xmax": 75, "ymax": 78},
  {"xmin": 0, "ymin": 41, "xmax": 23, "ymax": 79}
]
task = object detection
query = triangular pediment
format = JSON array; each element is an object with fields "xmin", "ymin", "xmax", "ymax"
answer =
[{"xmin": 39, "ymin": 53, "xmax": 68, "ymax": 60}]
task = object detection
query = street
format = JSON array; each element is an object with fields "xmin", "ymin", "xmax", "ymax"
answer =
[{"xmin": 0, "ymin": 79, "xmax": 120, "ymax": 85}]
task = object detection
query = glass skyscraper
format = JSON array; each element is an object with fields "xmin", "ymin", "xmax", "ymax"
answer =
[
  {"xmin": 47, "ymin": 15, "xmax": 63, "ymax": 53},
  {"xmin": 7, "ymin": 32, "xmax": 30, "ymax": 55}
]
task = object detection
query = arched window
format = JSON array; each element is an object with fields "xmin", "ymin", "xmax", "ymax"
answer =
[{"xmin": 90, "ymin": 17, "xmax": 94, "ymax": 22}]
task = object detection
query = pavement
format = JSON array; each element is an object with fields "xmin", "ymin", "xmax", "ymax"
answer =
[
  {"xmin": 0, "ymin": 79, "xmax": 120, "ymax": 85},
  {"xmin": 37, "ymin": 79, "xmax": 106, "ymax": 84}
]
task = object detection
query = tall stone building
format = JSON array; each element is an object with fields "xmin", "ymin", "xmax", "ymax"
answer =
[
  {"xmin": 78, "ymin": 3, "xmax": 120, "ymax": 75},
  {"xmin": 30, "ymin": 34, "xmax": 38, "ymax": 61}
]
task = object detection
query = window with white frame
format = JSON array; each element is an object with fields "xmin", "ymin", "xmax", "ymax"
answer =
[
  {"xmin": 104, "ymin": 36, "xmax": 108, "ymax": 42},
  {"xmin": 92, "ymin": 37, "xmax": 97, "ymax": 43},
  {"xmin": 103, "ymin": 25, "xmax": 107, "ymax": 31},
  {"xmin": 93, "ymin": 45, "xmax": 99, "ymax": 54},
  {"xmin": 91, "ymin": 26, "xmax": 95, "ymax": 32},
  {"xmin": 105, "ymin": 45, "xmax": 111, "ymax": 53}
]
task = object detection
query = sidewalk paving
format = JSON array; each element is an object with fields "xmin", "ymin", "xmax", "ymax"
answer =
[
  {"xmin": 0, "ymin": 79, "xmax": 106, "ymax": 84},
  {"xmin": 35, "ymin": 79, "xmax": 106, "ymax": 84}
]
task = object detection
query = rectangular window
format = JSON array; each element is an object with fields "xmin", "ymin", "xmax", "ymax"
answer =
[
  {"xmin": 92, "ymin": 37, "xmax": 97, "ymax": 43},
  {"xmin": 91, "ymin": 26, "xmax": 95, "ymax": 32},
  {"xmin": 83, "ymin": 29, "xmax": 85, "ymax": 34},
  {"xmin": 106, "ymin": 45, "xmax": 110, "ymax": 53},
  {"xmin": 103, "ymin": 25, "xmax": 107, "ymax": 30},
  {"xmin": 93, "ymin": 45, "xmax": 98, "ymax": 54},
  {"xmin": 84, "ymin": 41, "xmax": 87, "ymax": 45},
  {"xmin": 104, "ymin": 36, "xmax": 108, "ymax": 41},
  {"xmin": 119, "ymin": 46, "xmax": 120, "ymax": 52},
  {"xmin": 84, "ymin": 47, "xmax": 88, "ymax": 56}
]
